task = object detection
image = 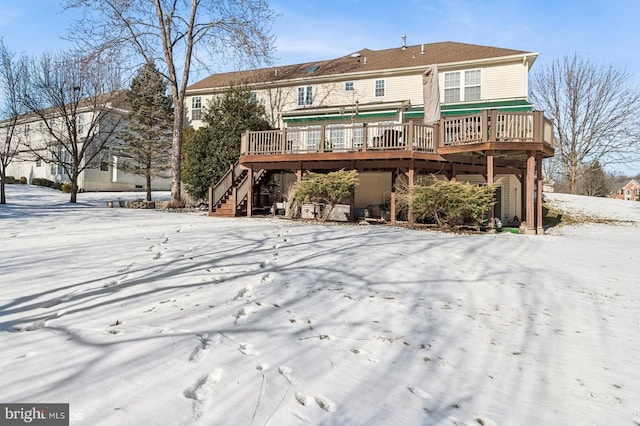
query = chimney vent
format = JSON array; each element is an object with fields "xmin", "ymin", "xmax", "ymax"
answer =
[{"xmin": 402, "ymin": 34, "xmax": 407, "ymax": 50}]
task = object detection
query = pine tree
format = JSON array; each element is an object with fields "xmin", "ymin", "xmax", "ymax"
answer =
[
  {"xmin": 182, "ymin": 85, "xmax": 271, "ymax": 200},
  {"xmin": 580, "ymin": 160, "xmax": 610, "ymax": 197},
  {"xmin": 122, "ymin": 62, "xmax": 173, "ymax": 201}
]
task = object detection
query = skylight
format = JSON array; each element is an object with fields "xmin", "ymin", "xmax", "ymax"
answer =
[{"xmin": 305, "ymin": 65, "xmax": 320, "ymax": 73}]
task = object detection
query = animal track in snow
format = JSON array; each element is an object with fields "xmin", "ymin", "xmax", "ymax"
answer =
[
  {"xmin": 314, "ymin": 395, "xmax": 336, "ymax": 412},
  {"xmin": 278, "ymin": 366, "xmax": 293, "ymax": 383},
  {"xmin": 238, "ymin": 342, "xmax": 260, "ymax": 356},
  {"xmin": 233, "ymin": 306, "xmax": 253, "ymax": 325},
  {"xmin": 407, "ymin": 385, "xmax": 432, "ymax": 400},
  {"xmin": 183, "ymin": 369, "xmax": 222, "ymax": 420},
  {"xmin": 117, "ymin": 262, "xmax": 137, "ymax": 273},
  {"xmin": 235, "ymin": 285, "xmax": 253, "ymax": 300},
  {"xmin": 261, "ymin": 273, "xmax": 273, "ymax": 283},
  {"xmin": 189, "ymin": 333, "xmax": 217, "ymax": 362},
  {"xmin": 295, "ymin": 392, "xmax": 312, "ymax": 406}
]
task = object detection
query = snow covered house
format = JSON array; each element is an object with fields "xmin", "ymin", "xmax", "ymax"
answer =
[
  {"xmin": 185, "ymin": 40, "xmax": 555, "ymax": 233},
  {"xmin": 2, "ymin": 93, "xmax": 171, "ymax": 193}
]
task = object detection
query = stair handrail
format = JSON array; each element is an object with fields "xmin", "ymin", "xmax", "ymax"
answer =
[
  {"xmin": 210, "ymin": 161, "xmax": 243, "ymax": 211},
  {"xmin": 234, "ymin": 169, "xmax": 267, "ymax": 211}
]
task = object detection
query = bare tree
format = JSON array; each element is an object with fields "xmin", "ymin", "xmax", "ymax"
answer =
[
  {"xmin": 0, "ymin": 40, "xmax": 27, "ymax": 204},
  {"xmin": 20, "ymin": 52, "xmax": 126, "ymax": 203},
  {"xmin": 64, "ymin": 0, "xmax": 275, "ymax": 207},
  {"xmin": 530, "ymin": 54, "xmax": 640, "ymax": 194}
]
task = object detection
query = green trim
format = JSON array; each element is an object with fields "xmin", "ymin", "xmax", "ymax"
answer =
[
  {"xmin": 284, "ymin": 111, "xmax": 397, "ymax": 123},
  {"xmin": 404, "ymin": 99, "xmax": 533, "ymax": 118}
]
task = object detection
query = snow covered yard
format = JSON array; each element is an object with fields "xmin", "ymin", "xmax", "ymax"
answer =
[{"xmin": 1, "ymin": 186, "xmax": 639, "ymax": 425}]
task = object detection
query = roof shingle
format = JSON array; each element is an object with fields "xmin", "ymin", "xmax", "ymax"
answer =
[{"xmin": 187, "ymin": 41, "xmax": 532, "ymax": 91}]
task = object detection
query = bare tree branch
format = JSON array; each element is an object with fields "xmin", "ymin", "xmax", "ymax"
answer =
[
  {"xmin": 531, "ymin": 54, "xmax": 640, "ymax": 194},
  {"xmin": 64, "ymin": 0, "xmax": 276, "ymax": 207}
]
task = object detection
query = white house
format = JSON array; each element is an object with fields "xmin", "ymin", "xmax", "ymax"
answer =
[{"xmin": 185, "ymin": 40, "xmax": 554, "ymax": 233}]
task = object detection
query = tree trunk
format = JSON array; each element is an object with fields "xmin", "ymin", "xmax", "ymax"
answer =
[
  {"xmin": 0, "ymin": 181, "xmax": 5, "ymax": 204},
  {"xmin": 169, "ymin": 99, "xmax": 185, "ymax": 208},
  {"xmin": 70, "ymin": 169, "xmax": 79, "ymax": 203},
  {"xmin": 146, "ymin": 169, "xmax": 152, "ymax": 202}
]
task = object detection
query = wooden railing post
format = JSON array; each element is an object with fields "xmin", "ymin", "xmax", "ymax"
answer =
[
  {"xmin": 281, "ymin": 128, "xmax": 286, "ymax": 154},
  {"xmin": 231, "ymin": 186, "xmax": 238, "ymax": 216},
  {"xmin": 208, "ymin": 186, "xmax": 213, "ymax": 216},
  {"xmin": 481, "ymin": 110, "xmax": 489, "ymax": 142},
  {"xmin": 407, "ymin": 120, "xmax": 414, "ymax": 151},
  {"xmin": 533, "ymin": 110, "xmax": 543, "ymax": 142},
  {"xmin": 438, "ymin": 118, "xmax": 445, "ymax": 149},
  {"xmin": 320, "ymin": 125, "xmax": 326, "ymax": 152},
  {"xmin": 362, "ymin": 124, "xmax": 368, "ymax": 152},
  {"xmin": 241, "ymin": 132, "xmax": 248, "ymax": 155},
  {"xmin": 489, "ymin": 109, "xmax": 498, "ymax": 142}
]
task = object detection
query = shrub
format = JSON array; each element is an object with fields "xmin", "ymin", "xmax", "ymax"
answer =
[
  {"xmin": 32, "ymin": 177, "xmax": 63, "ymax": 190},
  {"xmin": 61, "ymin": 183, "xmax": 73, "ymax": 193},
  {"xmin": 5, "ymin": 176, "xmax": 16, "ymax": 184},
  {"xmin": 19, "ymin": 176, "xmax": 27, "ymax": 184},
  {"xmin": 293, "ymin": 169, "xmax": 358, "ymax": 221},
  {"xmin": 410, "ymin": 177, "xmax": 497, "ymax": 229}
]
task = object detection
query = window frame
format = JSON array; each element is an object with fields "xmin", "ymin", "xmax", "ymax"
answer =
[
  {"xmin": 297, "ymin": 86, "xmax": 313, "ymax": 106},
  {"xmin": 444, "ymin": 69, "xmax": 482, "ymax": 102},
  {"xmin": 191, "ymin": 96, "xmax": 202, "ymax": 121},
  {"xmin": 374, "ymin": 79, "xmax": 385, "ymax": 97},
  {"xmin": 345, "ymin": 81, "xmax": 354, "ymax": 92}
]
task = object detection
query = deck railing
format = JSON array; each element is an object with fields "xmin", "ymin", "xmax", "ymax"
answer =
[{"xmin": 241, "ymin": 110, "xmax": 552, "ymax": 156}]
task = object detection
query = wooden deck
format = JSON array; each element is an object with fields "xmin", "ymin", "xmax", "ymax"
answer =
[
  {"xmin": 240, "ymin": 110, "xmax": 554, "ymax": 169},
  {"xmin": 212, "ymin": 110, "xmax": 554, "ymax": 234}
]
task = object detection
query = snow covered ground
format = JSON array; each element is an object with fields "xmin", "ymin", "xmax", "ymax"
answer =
[{"xmin": 1, "ymin": 186, "xmax": 639, "ymax": 425}]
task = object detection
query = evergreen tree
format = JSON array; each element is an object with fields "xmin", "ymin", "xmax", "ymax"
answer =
[
  {"xmin": 580, "ymin": 160, "xmax": 610, "ymax": 197},
  {"xmin": 183, "ymin": 85, "xmax": 271, "ymax": 200},
  {"xmin": 122, "ymin": 62, "xmax": 173, "ymax": 201}
]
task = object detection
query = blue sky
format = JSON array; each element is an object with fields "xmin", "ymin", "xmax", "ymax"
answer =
[
  {"xmin": 1, "ymin": 0, "xmax": 639, "ymax": 173},
  {"xmin": 2, "ymin": 0, "xmax": 639, "ymax": 84}
]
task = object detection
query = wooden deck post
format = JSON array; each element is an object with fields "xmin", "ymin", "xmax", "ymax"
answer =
[
  {"xmin": 486, "ymin": 151, "xmax": 495, "ymax": 230},
  {"xmin": 247, "ymin": 167, "xmax": 254, "ymax": 217},
  {"xmin": 536, "ymin": 153, "xmax": 544, "ymax": 234},
  {"xmin": 407, "ymin": 165, "xmax": 415, "ymax": 226},
  {"xmin": 390, "ymin": 170, "xmax": 397, "ymax": 225},
  {"xmin": 521, "ymin": 151, "xmax": 536, "ymax": 234},
  {"xmin": 208, "ymin": 186, "xmax": 213, "ymax": 216}
]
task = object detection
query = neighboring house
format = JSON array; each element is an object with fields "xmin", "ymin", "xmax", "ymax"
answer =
[
  {"xmin": 611, "ymin": 179, "xmax": 640, "ymax": 201},
  {"xmin": 186, "ymin": 40, "xmax": 555, "ymax": 233},
  {"xmin": 1, "ymin": 97, "xmax": 171, "ymax": 192}
]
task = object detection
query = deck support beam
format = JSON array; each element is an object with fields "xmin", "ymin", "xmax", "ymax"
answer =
[
  {"xmin": 486, "ymin": 151, "xmax": 495, "ymax": 230},
  {"xmin": 247, "ymin": 167, "xmax": 254, "ymax": 218},
  {"xmin": 390, "ymin": 170, "xmax": 397, "ymax": 225},
  {"xmin": 536, "ymin": 153, "xmax": 544, "ymax": 234},
  {"xmin": 407, "ymin": 164, "xmax": 415, "ymax": 226},
  {"xmin": 521, "ymin": 151, "xmax": 536, "ymax": 234}
]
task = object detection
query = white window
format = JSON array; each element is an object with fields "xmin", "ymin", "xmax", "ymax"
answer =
[
  {"xmin": 444, "ymin": 72, "xmax": 461, "ymax": 102},
  {"xmin": 249, "ymin": 91, "xmax": 257, "ymax": 103},
  {"xmin": 23, "ymin": 124, "xmax": 30, "ymax": 137},
  {"xmin": 345, "ymin": 81, "xmax": 354, "ymax": 91},
  {"xmin": 191, "ymin": 97, "xmax": 202, "ymax": 121},
  {"xmin": 464, "ymin": 70, "xmax": 481, "ymax": 101},
  {"xmin": 301, "ymin": 86, "xmax": 313, "ymax": 106},
  {"xmin": 306, "ymin": 126, "xmax": 320, "ymax": 150},
  {"xmin": 444, "ymin": 70, "xmax": 482, "ymax": 102},
  {"xmin": 374, "ymin": 79, "xmax": 385, "ymax": 97},
  {"xmin": 76, "ymin": 114, "xmax": 85, "ymax": 134},
  {"xmin": 328, "ymin": 125, "xmax": 345, "ymax": 151},
  {"xmin": 298, "ymin": 86, "xmax": 313, "ymax": 106}
]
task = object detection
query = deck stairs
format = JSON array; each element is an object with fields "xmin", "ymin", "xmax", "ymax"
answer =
[{"xmin": 208, "ymin": 162, "xmax": 266, "ymax": 217}]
